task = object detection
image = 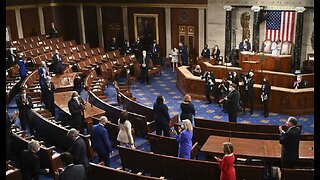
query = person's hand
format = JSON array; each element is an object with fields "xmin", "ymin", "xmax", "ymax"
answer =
[
  {"xmin": 278, "ymin": 126, "xmax": 284, "ymax": 134},
  {"xmin": 215, "ymin": 156, "xmax": 221, "ymax": 162},
  {"xmin": 177, "ymin": 126, "xmax": 182, "ymax": 133},
  {"xmin": 171, "ymin": 129, "xmax": 177, "ymax": 135}
]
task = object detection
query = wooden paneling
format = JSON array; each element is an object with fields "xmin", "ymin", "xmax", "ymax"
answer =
[
  {"xmin": 171, "ymin": 8, "xmax": 199, "ymax": 56},
  {"xmin": 101, "ymin": 7, "xmax": 123, "ymax": 51},
  {"xmin": 43, "ymin": 6, "xmax": 80, "ymax": 43},
  {"xmin": 83, "ymin": 6, "xmax": 99, "ymax": 48},
  {"xmin": 6, "ymin": 10, "xmax": 18, "ymax": 41},
  {"xmin": 127, "ymin": 7, "xmax": 166, "ymax": 57},
  {"xmin": 21, "ymin": 8, "xmax": 41, "ymax": 37}
]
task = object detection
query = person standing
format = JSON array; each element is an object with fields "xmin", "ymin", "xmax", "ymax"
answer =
[
  {"xmin": 16, "ymin": 54, "xmax": 28, "ymax": 80},
  {"xmin": 48, "ymin": 22, "xmax": 59, "ymax": 38},
  {"xmin": 38, "ymin": 61, "xmax": 50, "ymax": 103},
  {"xmin": 153, "ymin": 95, "xmax": 171, "ymax": 137},
  {"xmin": 151, "ymin": 39, "xmax": 160, "ymax": 65},
  {"xmin": 261, "ymin": 77, "xmax": 271, "ymax": 117},
  {"xmin": 215, "ymin": 142, "xmax": 236, "ymax": 180},
  {"xmin": 243, "ymin": 71, "xmax": 255, "ymax": 115},
  {"xmin": 201, "ymin": 44, "xmax": 211, "ymax": 59},
  {"xmin": 67, "ymin": 128, "xmax": 90, "ymax": 177},
  {"xmin": 271, "ymin": 39, "xmax": 282, "ymax": 56},
  {"xmin": 117, "ymin": 111, "xmax": 135, "ymax": 149},
  {"xmin": 109, "ymin": 37, "xmax": 118, "ymax": 51},
  {"xmin": 239, "ymin": 38, "xmax": 251, "ymax": 51},
  {"xmin": 51, "ymin": 50, "xmax": 64, "ymax": 74},
  {"xmin": 279, "ymin": 117, "xmax": 301, "ymax": 168},
  {"xmin": 180, "ymin": 94, "xmax": 195, "ymax": 126},
  {"xmin": 57, "ymin": 152, "xmax": 85, "ymax": 180},
  {"xmin": 211, "ymin": 45, "xmax": 221, "ymax": 64},
  {"xmin": 91, "ymin": 116, "xmax": 113, "ymax": 167},
  {"xmin": 201, "ymin": 71, "xmax": 216, "ymax": 104},
  {"xmin": 16, "ymin": 88, "xmax": 34, "ymax": 133},
  {"xmin": 122, "ymin": 40, "xmax": 132, "ymax": 56},
  {"xmin": 68, "ymin": 92, "xmax": 86, "ymax": 134},
  {"xmin": 179, "ymin": 42, "xmax": 188, "ymax": 66},
  {"xmin": 133, "ymin": 38, "xmax": 143, "ymax": 59},
  {"xmin": 42, "ymin": 76, "xmax": 56, "ymax": 116},
  {"xmin": 193, "ymin": 65, "xmax": 201, "ymax": 77},
  {"xmin": 225, "ymin": 83, "xmax": 240, "ymax": 123},
  {"xmin": 172, "ymin": 119, "xmax": 193, "ymax": 159},
  {"xmin": 218, "ymin": 78, "xmax": 230, "ymax": 111},
  {"xmin": 171, "ymin": 48, "xmax": 179, "ymax": 71},
  {"xmin": 139, "ymin": 50, "xmax": 150, "ymax": 84},
  {"xmin": 20, "ymin": 140, "xmax": 50, "ymax": 180}
]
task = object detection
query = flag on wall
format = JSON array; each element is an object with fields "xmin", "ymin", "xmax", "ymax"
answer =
[{"xmin": 265, "ymin": 10, "xmax": 296, "ymax": 42}]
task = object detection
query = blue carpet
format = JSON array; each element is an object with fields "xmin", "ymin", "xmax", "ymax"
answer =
[{"xmin": 103, "ymin": 66, "xmax": 314, "ymax": 134}]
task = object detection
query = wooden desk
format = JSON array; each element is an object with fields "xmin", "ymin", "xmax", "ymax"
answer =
[
  {"xmin": 200, "ymin": 135, "xmax": 314, "ymax": 161},
  {"xmin": 54, "ymin": 91, "xmax": 105, "ymax": 132},
  {"xmin": 51, "ymin": 73, "xmax": 78, "ymax": 92},
  {"xmin": 239, "ymin": 52, "xmax": 292, "ymax": 73}
]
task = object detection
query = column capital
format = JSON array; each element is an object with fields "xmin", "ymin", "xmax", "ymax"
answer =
[
  {"xmin": 295, "ymin": 7, "xmax": 306, "ymax": 13},
  {"xmin": 251, "ymin": 6, "xmax": 262, "ymax": 12},
  {"xmin": 223, "ymin": 5, "xmax": 233, "ymax": 11}
]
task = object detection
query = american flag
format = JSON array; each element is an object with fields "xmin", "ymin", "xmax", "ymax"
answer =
[{"xmin": 265, "ymin": 10, "xmax": 296, "ymax": 42}]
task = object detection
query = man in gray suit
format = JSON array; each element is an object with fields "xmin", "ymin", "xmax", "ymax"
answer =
[{"xmin": 58, "ymin": 152, "xmax": 85, "ymax": 180}]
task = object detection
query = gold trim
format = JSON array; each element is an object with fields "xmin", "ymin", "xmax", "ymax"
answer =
[
  {"xmin": 134, "ymin": 13, "xmax": 159, "ymax": 44},
  {"xmin": 7, "ymin": 3, "xmax": 207, "ymax": 10}
]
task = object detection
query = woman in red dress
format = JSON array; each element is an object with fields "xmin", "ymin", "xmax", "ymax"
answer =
[{"xmin": 215, "ymin": 142, "xmax": 236, "ymax": 180}]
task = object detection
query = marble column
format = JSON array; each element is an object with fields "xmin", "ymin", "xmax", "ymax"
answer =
[
  {"xmin": 15, "ymin": 8, "xmax": 24, "ymax": 39},
  {"xmin": 251, "ymin": 6, "xmax": 262, "ymax": 52},
  {"xmin": 198, "ymin": 8, "xmax": 205, "ymax": 57},
  {"xmin": 165, "ymin": 8, "xmax": 171, "ymax": 57},
  {"xmin": 293, "ymin": 7, "xmax": 306, "ymax": 72},
  {"xmin": 223, "ymin": 5, "xmax": 233, "ymax": 63},
  {"xmin": 122, "ymin": 7, "xmax": 129, "ymax": 41},
  {"xmin": 38, "ymin": 7, "xmax": 45, "ymax": 35},
  {"xmin": 77, "ymin": 4, "xmax": 86, "ymax": 44},
  {"xmin": 96, "ymin": 6, "xmax": 104, "ymax": 48}
]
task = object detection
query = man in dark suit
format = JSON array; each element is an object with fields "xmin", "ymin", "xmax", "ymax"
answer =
[
  {"xmin": 67, "ymin": 128, "xmax": 90, "ymax": 178},
  {"xmin": 51, "ymin": 50, "xmax": 64, "ymax": 74},
  {"xmin": 243, "ymin": 71, "xmax": 255, "ymax": 115},
  {"xmin": 91, "ymin": 116, "xmax": 113, "ymax": 167},
  {"xmin": 201, "ymin": 71, "xmax": 216, "ymax": 104},
  {"xmin": 16, "ymin": 54, "xmax": 28, "ymax": 80},
  {"xmin": 73, "ymin": 73, "xmax": 83, "ymax": 95},
  {"xmin": 239, "ymin": 38, "xmax": 251, "ymax": 51},
  {"xmin": 261, "ymin": 77, "xmax": 271, "ymax": 117},
  {"xmin": 122, "ymin": 40, "xmax": 132, "ymax": 56},
  {"xmin": 20, "ymin": 140, "xmax": 49, "ymax": 180},
  {"xmin": 140, "ymin": 50, "xmax": 150, "ymax": 84},
  {"xmin": 201, "ymin": 44, "xmax": 211, "ymax": 59},
  {"xmin": 179, "ymin": 42, "xmax": 188, "ymax": 65},
  {"xmin": 279, "ymin": 117, "xmax": 301, "ymax": 168},
  {"xmin": 109, "ymin": 37, "xmax": 118, "ymax": 51},
  {"xmin": 42, "ymin": 76, "xmax": 56, "ymax": 116},
  {"xmin": 133, "ymin": 38, "xmax": 143, "ymax": 59},
  {"xmin": 48, "ymin": 22, "xmax": 59, "ymax": 38},
  {"xmin": 150, "ymin": 39, "xmax": 160, "ymax": 65},
  {"xmin": 225, "ymin": 83, "xmax": 240, "ymax": 123},
  {"xmin": 58, "ymin": 152, "xmax": 85, "ymax": 180},
  {"xmin": 16, "ymin": 88, "xmax": 34, "ymax": 133},
  {"xmin": 68, "ymin": 92, "xmax": 86, "ymax": 134},
  {"xmin": 292, "ymin": 74, "xmax": 307, "ymax": 89}
]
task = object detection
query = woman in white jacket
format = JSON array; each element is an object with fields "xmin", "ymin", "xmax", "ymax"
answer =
[{"xmin": 117, "ymin": 111, "xmax": 135, "ymax": 149}]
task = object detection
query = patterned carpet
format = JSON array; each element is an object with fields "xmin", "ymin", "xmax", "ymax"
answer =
[{"xmin": 105, "ymin": 66, "xmax": 314, "ymax": 134}]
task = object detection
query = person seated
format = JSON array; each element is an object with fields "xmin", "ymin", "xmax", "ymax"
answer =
[
  {"xmin": 293, "ymin": 74, "xmax": 307, "ymax": 89},
  {"xmin": 271, "ymin": 39, "xmax": 282, "ymax": 56},
  {"xmin": 193, "ymin": 65, "xmax": 201, "ymax": 77},
  {"xmin": 239, "ymin": 39, "xmax": 251, "ymax": 51},
  {"xmin": 201, "ymin": 44, "xmax": 211, "ymax": 59}
]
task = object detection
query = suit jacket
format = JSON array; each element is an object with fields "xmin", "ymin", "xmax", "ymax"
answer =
[
  {"xmin": 153, "ymin": 103, "xmax": 171, "ymax": 124},
  {"xmin": 123, "ymin": 44, "xmax": 132, "ymax": 55},
  {"xmin": 176, "ymin": 129, "xmax": 193, "ymax": 159},
  {"xmin": 17, "ymin": 58, "xmax": 28, "ymax": 78},
  {"xmin": 70, "ymin": 137, "xmax": 89, "ymax": 168},
  {"xmin": 201, "ymin": 48, "xmax": 211, "ymax": 59},
  {"xmin": 179, "ymin": 46, "xmax": 187, "ymax": 59},
  {"xmin": 91, "ymin": 123, "xmax": 112, "ymax": 154},
  {"xmin": 38, "ymin": 66, "xmax": 50, "ymax": 85},
  {"xmin": 42, "ymin": 82, "xmax": 56, "ymax": 105},
  {"xmin": 180, "ymin": 102, "xmax": 195, "ymax": 122},
  {"xmin": 279, "ymin": 126, "xmax": 301, "ymax": 162},
  {"xmin": 109, "ymin": 41, "xmax": 118, "ymax": 51},
  {"xmin": 139, "ymin": 55, "xmax": 150, "ymax": 70},
  {"xmin": 48, "ymin": 27, "xmax": 58, "ymax": 38},
  {"xmin": 133, "ymin": 41, "xmax": 143, "ymax": 58},
  {"xmin": 244, "ymin": 77, "xmax": 254, "ymax": 95},
  {"xmin": 58, "ymin": 164, "xmax": 85, "ymax": 180},
  {"xmin": 68, "ymin": 98, "xmax": 85, "ymax": 127},
  {"xmin": 51, "ymin": 53, "xmax": 64, "ymax": 74},
  {"xmin": 20, "ymin": 149, "xmax": 47, "ymax": 180},
  {"xmin": 261, "ymin": 81, "xmax": 271, "ymax": 101},
  {"xmin": 202, "ymin": 71, "xmax": 216, "ymax": 89},
  {"xmin": 239, "ymin": 41, "xmax": 251, "ymax": 51},
  {"xmin": 151, "ymin": 43, "xmax": 160, "ymax": 54},
  {"xmin": 16, "ymin": 95, "xmax": 34, "ymax": 122},
  {"xmin": 211, "ymin": 48, "xmax": 220, "ymax": 60},
  {"xmin": 293, "ymin": 80, "xmax": 307, "ymax": 89},
  {"xmin": 226, "ymin": 89, "xmax": 240, "ymax": 113}
]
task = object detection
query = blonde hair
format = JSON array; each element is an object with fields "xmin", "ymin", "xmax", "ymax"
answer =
[
  {"xmin": 223, "ymin": 142, "xmax": 233, "ymax": 154},
  {"xmin": 99, "ymin": 116, "xmax": 109, "ymax": 123},
  {"xmin": 182, "ymin": 119, "xmax": 193, "ymax": 131},
  {"xmin": 183, "ymin": 94, "xmax": 192, "ymax": 102}
]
